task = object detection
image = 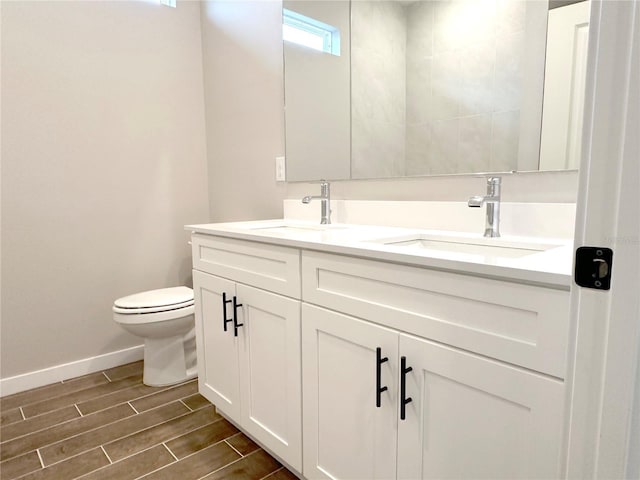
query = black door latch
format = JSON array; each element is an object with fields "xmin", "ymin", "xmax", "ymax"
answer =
[{"xmin": 575, "ymin": 246, "xmax": 613, "ymax": 290}]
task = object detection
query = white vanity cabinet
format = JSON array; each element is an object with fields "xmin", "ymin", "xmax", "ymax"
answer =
[
  {"xmin": 189, "ymin": 229, "xmax": 571, "ymax": 480},
  {"xmin": 301, "ymin": 251, "xmax": 569, "ymax": 480},
  {"xmin": 191, "ymin": 234, "xmax": 302, "ymax": 471}
]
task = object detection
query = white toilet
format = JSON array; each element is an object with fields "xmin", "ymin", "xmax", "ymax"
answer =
[{"xmin": 113, "ymin": 286, "xmax": 197, "ymax": 387}]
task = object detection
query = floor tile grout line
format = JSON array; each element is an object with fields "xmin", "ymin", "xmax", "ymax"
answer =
[
  {"xmin": 135, "ymin": 457, "xmax": 179, "ymax": 480},
  {"xmin": 9, "ymin": 412, "xmax": 232, "ymax": 480},
  {"xmin": 0, "ymin": 401, "xmax": 137, "ymax": 448},
  {"xmin": 32, "ymin": 442, "xmax": 122, "ymax": 471},
  {"xmin": 180, "ymin": 399, "xmax": 194, "ymax": 412},
  {"xmin": 73, "ymin": 442, "xmax": 178, "ymax": 480},
  {"xmin": 0, "ymin": 398, "xmax": 212, "ymax": 464},
  {"xmin": 19, "ymin": 407, "xmax": 26, "ymax": 421},
  {"xmin": 36, "ymin": 448, "xmax": 45, "ymax": 469},
  {"xmin": 0, "ymin": 402, "xmax": 142, "ymax": 463},
  {"xmin": 224, "ymin": 438, "xmax": 244, "ymax": 457},
  {"xmin": 1, "ymin": 370, "xmax": 187, "ymax": 419},
  {"xmin": 101, "ymin": 445, "xmax": 113, "ymax": 464},
  {"xmin": 0, "ymin": 402, "xmax": 117, "ymax": 445},
  {"xmin": 30, "ymin": 400, "xmax": 215, "ymax": 468},
  {"xmin": 102, "ymin": 371, "xmax": 112, "ymax": 382},
  {"xmin": 74, "ymin": 378, "xmax": 197, "ymax": 417},
  {"xmin": 140, "ymin": 431, "xmax": 245, "ymax": 469},
  {"xmin": 258, "ymin": 466, "xmax": 286, "ymax": 480},
  {"xmin": 128, "ymin": 401, "xmax": 140, "ymax": 414},
  {"xmin": 196, "ymin": 449, "xmax": 262, "ymax": 480},
  {"xmin": 2, "ymin": 374, "xmax": 115, "ymax": 412},
  {"xmin": 100, "ymin": 416, "xmax": 223, "ymax": 465},
  {"xmin": 32, "ymin": 401, "xmax": 191, "ymax": 467},
  {"xmin": 16, "ymin": 375, "xmax": 143, "ymax": 420},
  {"xmin": 163, "ymin": 442, "xmax": 180, "ymax": 462},
  {"xmin": 74, "ymin": 404, "xmax": 84, "ymax": 417}
]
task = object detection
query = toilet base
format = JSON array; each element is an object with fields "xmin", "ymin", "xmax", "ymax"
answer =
[{"xmin": 143, "ymin": 335, "xmax": 197, "ymax": 387}]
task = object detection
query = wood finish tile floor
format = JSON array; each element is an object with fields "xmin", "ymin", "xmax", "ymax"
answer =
[{"xmin": 0, "ymin": 361, "xmax": 297, "ymax": 480}]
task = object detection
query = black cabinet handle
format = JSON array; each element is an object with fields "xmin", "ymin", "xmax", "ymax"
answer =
[
  {"xmin": 232, "ymin": 296, "xmax": 243, "ymax": 337},
  {"xmin": 222, "ymin": 292, "xmax": 233, "ymax": 332},
  {"xmin": 376, "ymin": 347, "xmax": 388, "ymax": 408},
  {"xmin": 400, "ymin": 356, "xmax": 413, "ymax": 420}
]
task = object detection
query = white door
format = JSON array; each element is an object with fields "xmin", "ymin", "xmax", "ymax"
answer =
[
  {"xmin": 564, "ymin": 1, "xmax": 640, "ymax": 478},
  {"xmin": 301, "ymin": 304, "xmax": 398, "ymax": 480},
  {"xmin": 237, "ymin": 284, "xmax": 302, "ymax": 471},
  {"xmin": 539, "ymin": 0, "xmax": 590, "ymax": 170},
  {"xmin": 398, "ymin": 334, "xmax": 565, "ymax": 480},
  {"xmin": 192, "ymin": 270, "xmax": 241, "ymax": 419}
]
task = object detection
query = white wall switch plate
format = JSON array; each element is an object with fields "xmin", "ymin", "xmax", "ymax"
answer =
[{"xmin": 275, "ymin": 156, "xmax": 286, "ymax": 182}]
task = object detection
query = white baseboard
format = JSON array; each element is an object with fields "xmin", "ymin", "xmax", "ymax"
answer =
[{"xmin": 0, "ymin": 345, "xmax": 144, "ymax": 397}]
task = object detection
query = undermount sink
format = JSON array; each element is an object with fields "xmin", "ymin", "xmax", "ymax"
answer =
[
  {"xmin": 368, "ymin": 233, "xmax": 562, "ymax": 259},
  {"xmin": 246, "ymin": 223, "xmax": 349, "ymax": 235}
]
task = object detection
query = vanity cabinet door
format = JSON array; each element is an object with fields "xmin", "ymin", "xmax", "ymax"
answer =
[
  {"xmin": 397, "ymin": 333, "xmax": 565, "ymax": 480},
  {"xmin": 302, "ymin": 304, "xmax": 398, "ymax": 480},
  {"xmin": 236, "ymin": 284, "xmax": 302, "ymax": 471},
  {"xmin": 193, "ymin": 270, "xmax": 241, "ymax": 419}
]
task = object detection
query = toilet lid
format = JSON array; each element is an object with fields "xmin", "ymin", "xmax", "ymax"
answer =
[{"xmin": 114, "ymin": 287, "xmax": 194, "ymax": 313}]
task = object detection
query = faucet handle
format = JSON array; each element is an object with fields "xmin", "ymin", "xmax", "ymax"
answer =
[
  {"xmin": 319, "ymin": 180, "xmax": 330, "ymax": 197},
  {"xmin": 486, "ymin": 176, "xmax": 501, "ymax": 198}
]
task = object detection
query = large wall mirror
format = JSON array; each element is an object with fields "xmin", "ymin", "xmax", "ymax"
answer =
[{"xmin": 283, "ymin": 0, "xmax": 590, "ymax": 181}]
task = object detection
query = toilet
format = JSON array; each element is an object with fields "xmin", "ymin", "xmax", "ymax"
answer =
[{"xmin": 113, "ymin": 286, "xmax": 197, "ymax": 387}]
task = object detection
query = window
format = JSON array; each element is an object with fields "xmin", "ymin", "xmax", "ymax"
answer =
[{"xmin": 283, "ymin": 9, "xmax": 340, "ymax": 56}]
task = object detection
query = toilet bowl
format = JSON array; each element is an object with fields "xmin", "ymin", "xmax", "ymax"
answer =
[{"xmin": 113, "ymin": 286, "xmax": 197, "ymax": 387}]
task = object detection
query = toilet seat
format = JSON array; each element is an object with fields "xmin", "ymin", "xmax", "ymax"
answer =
[
  {"xmin": 113, "ymin": 287, "xmax": 194, "ymax": 315},
  {"xmin": 114, "ymin": 304, "xmax": 195, "ymax": 325},
  {"xmin": 113, "ymin": 299, "xmax": 194, "ymax": 315}
]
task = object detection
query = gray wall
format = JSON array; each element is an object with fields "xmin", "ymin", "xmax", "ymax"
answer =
[
  {"xmin": 404, "ymin": 0, "xmax": 546, "ymax": 175},
  {"xmin": 1, "ymin": 1, "xmax": 209, "ymax": 379},
  {"xmin": 201, "ymin": 0, "xmax": 286, "ymax": 221},
  {"xmin": 351, "ymin": 1, "xmax": 407, "ymax": 179},
  {"xmin": 284, "ymin": 1, "xmax": 351, "ymax": 181}
]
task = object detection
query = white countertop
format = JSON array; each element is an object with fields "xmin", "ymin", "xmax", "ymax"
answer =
[{"xmin": 186, "ymin": 219, "xmax": 574, "ymax": 289}]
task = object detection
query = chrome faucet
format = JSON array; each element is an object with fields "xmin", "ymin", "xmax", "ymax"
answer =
[
  {"xmin": 468, "ymin": 177, "xmax": 501, "ymax": 238},
  {"xmin": 302, "ymin": 180, "xmax": 331, "ymax": 224}
]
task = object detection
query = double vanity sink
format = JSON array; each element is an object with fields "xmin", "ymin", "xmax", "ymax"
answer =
[
  {"xmin": 187, "ymin": 217, "xmax": 573, "ymax": 479},
  {"xmin": 189, "ymin": 219, "xmax": 572, "ymax": 287}
]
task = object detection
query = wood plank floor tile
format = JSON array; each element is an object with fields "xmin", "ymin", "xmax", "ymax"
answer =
[
  {"xmin": 142, "ymin": 441, "xmax": 240, "ymax": 480},
  {"xmin": 39, "ymin": 401, "xmax": 189, "ymax": 466},
  {"xmin": 130, "ymin": 381, "xmax": 198, "ymax": 413},
  {"xmin": 0, "ymin": 403, "xmax": 134, "ymax": 463},
  {"xmin": 0, "ymin": 363, "xmax": 289, "ymax": 480},
  {"xmin": 22, "ymin": 375, "xmax": 142, "ymax": 419},
  {"xmin": 201, "ymin": 449, "xmax": 281, "ymax": 480},
  {"xmin": 182, "ymin": 393, "xmax": 211, "ymax": 411},
  {"xmin": 0, "ymin": 373, "xmax": 108, "ymax": 412},
  {"xmin": 0, "ymin": 408, "xmax": 23, "ymax": 427},
  {"xmin": 0, "ymin": 451, "xmax": 42, "ymax": 480},
  {"xmin": 76, "ymin": 383, "xmax": 165, "ymax": 416},
  {"xmin": 261, "ymin": 467, "xmax": 299, "ymax": 480},
  {"xmin": 165, "ymin": 418, "xmax": 239, "ymax": 459},
  {"xmin": 76, "ymin": 445, "xmax": 175, "ymax": 480},
  {"xmin": 226, "ymin": 432, "xmax": 260, "ymax": 456},
  {"xmin": 18, "ymin": 447, "xmax": 109, "ymax": 480},
  {"xmin": 1, "ymin": 406, "xmax": 80, "ymax": 443},
  {"xmin": 103, "ymin": 361, "xmax": 143, "ymax": 382},
  {"xmin": 103, "ymin": 405, "xmax": 221, "ymax": 462}
]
